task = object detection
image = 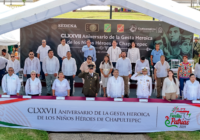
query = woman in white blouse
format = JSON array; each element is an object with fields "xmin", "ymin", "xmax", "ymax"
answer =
[
  {"xmin": 194, "ymin": 59, "xmax": 200, "ymax": 83},
  {"xmin": 99, "ymin": 55, "xmax": 113, "ymax": 97},
  {"xmin": 25, "ymin": 70, "xmax": 42, "ymax": 96},
  {"xmin": 52, "ymin": 72, "xmax": 70, "ymax": 97},
  {"xmin": 162, "ymin": 70, "xmax": 179, "ymax": 101},
  {"xmin": 6, "ymin": 53, "xmax": 20, "ymax": 75},
  {"xmin": 127, "ymin": 41, "xmax": 140, "ymax": 75}
]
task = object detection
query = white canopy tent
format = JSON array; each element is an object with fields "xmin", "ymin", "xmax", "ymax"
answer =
[
  {"xmin": 0, "ymin": 5, "xmax": 20, "ymax": 45},
  {"xmin": 0, "ymin": 0, "xmax": 200, "ymax": 35}
]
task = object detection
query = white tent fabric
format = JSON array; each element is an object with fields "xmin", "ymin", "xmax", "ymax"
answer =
[
  {"xmin": 0, "ymin": 5, "xmax": 20, "ymax": 45},
  {"xmin": 0, "ymin": 29, "xmax": 20, "ymax": 45},
  {"xmin": 0, "ymin": 0, "xmax": 200, "ymax": 35}
]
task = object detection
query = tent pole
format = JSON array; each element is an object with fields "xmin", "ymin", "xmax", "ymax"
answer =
[{"xmin": 110, "ymin": 5, "xmax": 112, "ymax": 19}]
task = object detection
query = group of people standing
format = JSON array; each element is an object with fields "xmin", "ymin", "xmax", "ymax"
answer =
[{"xmin": 0, "ymin": 37, "xmax": 200, "ymax": 100}]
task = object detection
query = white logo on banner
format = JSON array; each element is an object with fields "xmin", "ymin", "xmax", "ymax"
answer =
[
  {"xmin": 158, "ymin": 27, "xmax": 163, "ymax": 33},
  {"xmin": 130, "ymin": 25, "xmax": 137, "ymax": 32}
]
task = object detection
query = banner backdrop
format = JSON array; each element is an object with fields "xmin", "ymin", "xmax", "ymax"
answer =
[
  {"xmin": 20, "ymin": 19, "xmax": 193, "ymax": 73},
  {"xmin": 0, "ymin": 98, "xmax": 200, "ymax": 132}
]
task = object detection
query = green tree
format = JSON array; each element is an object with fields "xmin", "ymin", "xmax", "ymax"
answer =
[{"xmin": 22, "ymin": 0, "xmax": 26, "ymax": 5}]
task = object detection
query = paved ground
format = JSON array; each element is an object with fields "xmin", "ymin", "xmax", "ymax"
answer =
[{"xmin": 49, "ymin": 133, "xmax": 151, "ymax": 140}]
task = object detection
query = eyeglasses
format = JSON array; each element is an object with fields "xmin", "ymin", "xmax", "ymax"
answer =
[
  {"xmin": 8, "ymin": 70, "xmax": 14, "ymax": 71},
  {"xmin": 11, "ymin": 56, "xmax": 15, "ymax": 58},
  {"xmin": 88, "ymin": 59, "xmax": 92, "ymax": 60}
]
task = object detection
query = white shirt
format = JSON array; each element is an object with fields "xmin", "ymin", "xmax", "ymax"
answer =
[
  {"xmin": 6, "ymin": 59, "xmax": 20, "ymax": 74},
  {"xmin": 127, "ymin": 48, "xmax": 140, "ymax": 63},
  {"xmin": 36, "ymin": 45, "xmax": 51, "ymax": 62},
  {"xmin": 23, "ymin": 57, "xmax": 40, "ymax": 74},
  {"xmin": 57, "ymin": 44, "xmax": 71, "ymax": 58},
  {"xmin": 52, "ymin": 79, "xmax": 70, "ymax": 97},
  {"xmin": 135, "ymin": 59, "xmax": 150, "ymax": 75},
  {"xmin": 62, "ymin": 57, "xmax": 77, "ymax": 76},
  {"xmin": 183, "ymin": 80, "xmax": 200, "ymax": 100},
  {"xmin": 2, "ymin": 74, "xmax": 21, "ymax": 95},
  {"xmin": 107, "ymin": 46, "xmax": 121, "ymax": 62},
  {"xmin": 0, "ymin": 57, "xmax": 8, "ymax": 69},
  {"xmin": 25, "ymin": 78, "xmax": 42, "ymax": 95},
  {"xmin": 154, "ymin": 61, "xmax": 170, "ymax": 78},
  {"xmin": 43, "ymin": 56, "xmax": 59, "ymax": 74},
  {"xmin": 116, "ymin": 57, "xmax": 132, "ymax": 76},
  {"xmin": 107, "ymin": 76, "xmax": 124, "ymax": 98},
  {"xmin": 131, "ymin": 73, "xmax": 152, "ymax": 97},
  {"xmin": 194, "ymin": 63, "xmax": 200, "ymax": 78},
  {"xmin": 162, "ymin": 78, "xmax": 179, "ymax": 96}
]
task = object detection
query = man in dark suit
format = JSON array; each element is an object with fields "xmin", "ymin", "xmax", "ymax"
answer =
[{"xmin": 78, "ymin": 64, "xmax": 100, "ymax": 97}]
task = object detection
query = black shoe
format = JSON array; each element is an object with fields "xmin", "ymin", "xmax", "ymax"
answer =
[
  {"xmin": 46, "ymin": 93, "xmax": 51, "ymax": 96},
  {"xmin": 124, "ymin": 95, "xmax": 129, "ymax": 98}
]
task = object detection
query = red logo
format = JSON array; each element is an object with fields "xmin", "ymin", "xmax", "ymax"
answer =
[{"xmin": 117, "ymin": 24, "xmax": 124, "ymax": 33}]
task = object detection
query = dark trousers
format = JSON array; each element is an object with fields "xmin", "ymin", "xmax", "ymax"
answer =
[
  {"xmin": 179, "ymin": 77, "xmax": 189, "ymax": 96},
  {"xmin": 152, "ymin": 63, "xmax": 156, "ymax": 76},
  {"xmin": 27, "ymin": 74, "xmax": 31, "ymax": 79},
  {"xmin": 0, "ymin": 69, "xmax": 5, "ymax": 85},
  {"xmin": 40, "ymin": 62, "xmax": 45, "ymax": 80},
  {"xmin": 131, "ymin": 63, "xmax": 136, "ymax": 75},
  {"xmin": 84, "ymin": 57, "xmax": 93, "ymax": 61},
  {"xmin": 111, "ymin": 62, "xmax": 116, "ymax": 76},
  {"xmin": 196, "ymin": 77, "xmax": 200, "ymax": 83},
  {"xmin": 59, "ymin": 57, "xmax": 63, "ymax": 71},
  {"xmin": 65, "ymin": 76, "xmax": 73, "ymax": 96},
  {"xmin": 112, "ymin": 62, "xmax": 116, "ymax": 68}
]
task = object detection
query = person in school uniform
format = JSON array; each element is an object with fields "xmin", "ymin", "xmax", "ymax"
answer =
[
  {"xmin": 57, "ymin": 38, "xmax": 71, "ymax": 70},
  {"xmin": 23, "ymin": 50, "xmax": 40, "ymax": 79},
  {"xmin": 107, "ymin": 40, "xmax": 122, "ymax": 68},
  {"xmin": 25, "ymin": 70, "xmax": 42, "ymax": 96},
  {"xmin": 52, "ymin": 72, "xmax": 70, "ymax": 97},
  {"xmin": 78, "ymin": 64, "xmax": 100, "ymax": 97},
  {"xmin": 43, "ymin": 50, "xmax": 60, "ymax": 95},
  {"xmin": 99, "ymin": 55, "xmax": 113, "ymax": 97},
  {"xmin": 62, "ymin": 51, "xmax": 77, "ymax": 96},
  {"xmin": 2, "ymin": 67, "xmax": 21, "ymax": 96},
  {"xmin": 82, "ymin": 39, "xmax": 96, "ymax": 62},
  {"xmin": 131, "ymin": 67, "xmax": 152, "ymax": 98},
  {"xmin": 135, "ymin": 56, "xmax": 150, "ymax": 75},
  {"xmin": 183, "ymin": 74, "xmax": 200, "ymax": 100},
  {"xmin": 6, "ymin": 53, "xmax": 20, "ymax": 75},
  {"xmin": 37, "ymin": 39, "xmax": 51, "ymax": 80},
  {"xmin": 107, "ymin": 69, "xmax": 124, "ymax": 98},
  {"xmin": 154, "ymin": 55, "xmax": 170, "ymax": 98},
  {"xmin": 127, "ymin": 41, "xmax": 140, "ymax": 75}
]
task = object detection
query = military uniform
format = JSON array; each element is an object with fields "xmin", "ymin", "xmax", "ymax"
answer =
[
  {"xmin": 193, "ymin": 42, "xmax": 200, "ymax": 64},
  {"xmin": 78, "ymin": 72, "xmax": 100, "ymax": 97},
  {"xmin": 131, "ymin": 67, "xmax": 152, "ymax": 98}
]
